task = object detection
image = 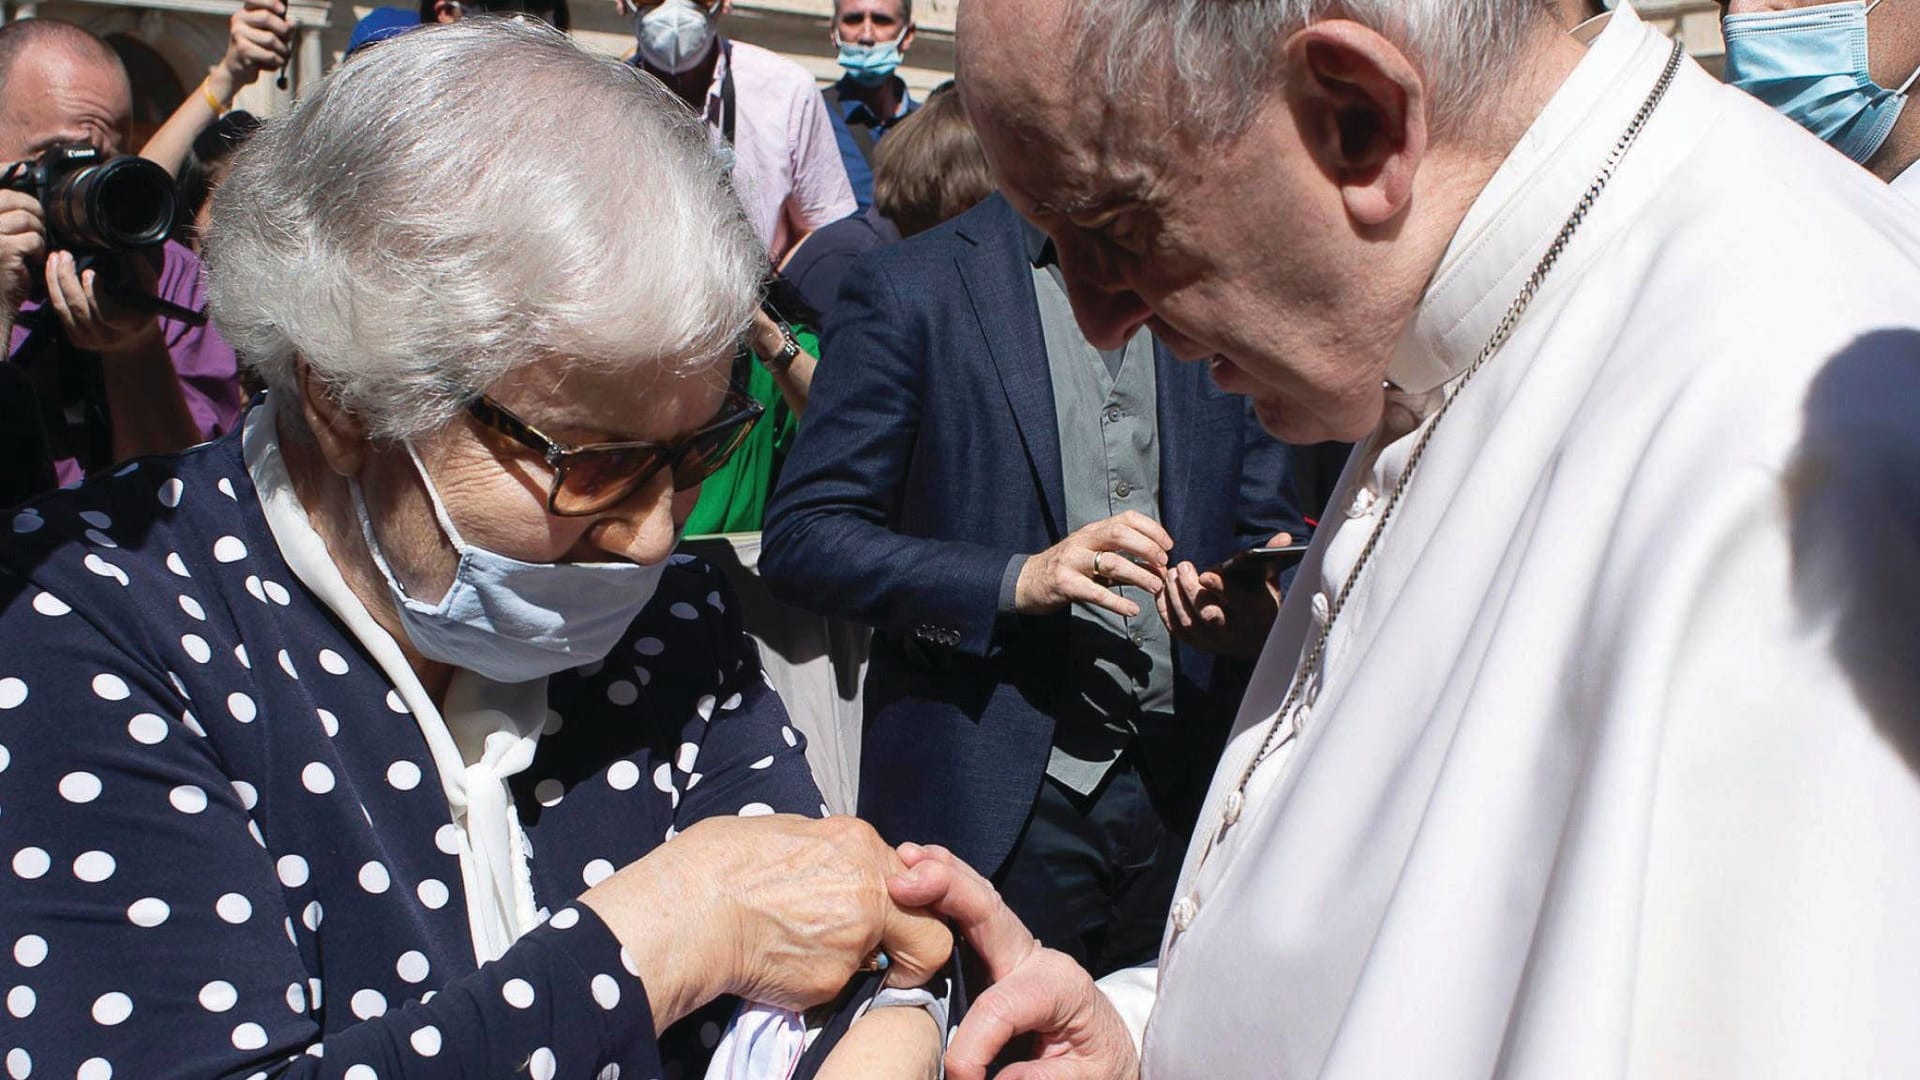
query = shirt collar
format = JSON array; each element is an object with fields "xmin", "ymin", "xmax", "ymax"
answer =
[
  {"xmin": 1384, "ymin": 1, "xmax": 1662, "ymax": 399},
  {"xmin": 835, "ymin": 74, "xmax": 915, "ymax": 126},
  {"xmin": 1024, "ymin": 219, "xmax": 1057, "ymax": 269}
]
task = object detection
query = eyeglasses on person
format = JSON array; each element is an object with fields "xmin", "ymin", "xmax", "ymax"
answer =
[{"xmin": 466, "ymin": 391, "xmax": 761, "ymax": 517}]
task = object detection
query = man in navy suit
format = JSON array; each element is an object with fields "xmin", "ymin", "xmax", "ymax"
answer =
[{"xmin": 761, "ymin": 193, "xmax": 1307, "ymax": 976}]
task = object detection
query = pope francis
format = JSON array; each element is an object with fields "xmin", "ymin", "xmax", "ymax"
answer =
[{"xmin": 887, "ymin": 1, "xmax": 1920, "ymax": 1078}]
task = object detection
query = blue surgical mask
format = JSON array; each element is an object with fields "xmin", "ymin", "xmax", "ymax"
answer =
[
  {"xmin": 835, "ymin": 35, "xmax": 905, "ymax": 87},
  {"xmin": 1724, "ymin": 0, "xmax": 1920, "ymax": 165},
  {"xmin": 352, "ymin": 443, "xmax": 668, "ymax": 684}
]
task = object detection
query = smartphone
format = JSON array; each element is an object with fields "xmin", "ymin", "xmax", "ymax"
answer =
[{"xmin": 1208, "ymin": 543, "xmax": 1311, "ymax": 585}]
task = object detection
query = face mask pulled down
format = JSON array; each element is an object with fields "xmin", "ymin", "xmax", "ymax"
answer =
[
  {"xmin": 1724, "ymin": 0, "xmax": 1920, "ymax": 165},
  {"xmin": 352, "ymin": 443, "xmax": 667, "ymax": 685},
  {"xmin": 636, "ymin": 0, "xmax": 718, "ymax": 75},
  {"xmin": 835, "ymin": 36, "xmax": 905, "ymax": 87}
]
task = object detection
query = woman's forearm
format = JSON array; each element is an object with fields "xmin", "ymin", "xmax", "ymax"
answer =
[
  {"xmin": 769, "ymin": 350, "xmax": 815, "ymax": 417},
  {"xmin": 580, "ymin": 839, "xmax": 731, "ymax": 1034}
]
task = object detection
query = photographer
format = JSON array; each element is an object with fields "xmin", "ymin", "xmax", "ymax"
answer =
[{"xmin": 0, "ymin": 19, "xmax": 242, "ymax": 507}]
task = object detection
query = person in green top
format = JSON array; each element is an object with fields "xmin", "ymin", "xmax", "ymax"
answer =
[{"xmin": 684, "ymin": 278, "xmax": 820, "ymax": 535}]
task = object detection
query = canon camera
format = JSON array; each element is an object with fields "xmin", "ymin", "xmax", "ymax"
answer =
[{"xmin": 1, "ymin": 142, "xmax": 177, "ymax": 255}]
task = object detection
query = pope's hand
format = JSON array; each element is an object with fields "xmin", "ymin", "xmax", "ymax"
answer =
[
  {"xmin": 1157, "ymin": 531, "xmax": 1291, "ymax": 659},
  {"xmin": 890, "ymin": 843, "xmax": 1139, "ymax": 1080},
  {"xmin": 582, "ymin": 814, "xmax": 952, "ymax": 1032}
]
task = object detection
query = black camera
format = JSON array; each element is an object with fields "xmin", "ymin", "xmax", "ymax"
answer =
[{"xmin": 1, "ymin": 142, "xmax": 177, "ymax": 254}]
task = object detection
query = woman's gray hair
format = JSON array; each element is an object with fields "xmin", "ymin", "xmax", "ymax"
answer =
[
  {"xmin": 1070, "ymin": 0, "xmax": 1560, "ymax": 141},
  {"xmin": 204, "ymin": 19, "xmax": 763, "ymax": 441}
]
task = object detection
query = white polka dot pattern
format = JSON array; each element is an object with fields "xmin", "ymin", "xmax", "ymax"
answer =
[
  {"xmin": 0, "ymin": 478, "xmax": 806, "ymax": 1077},
  {"xmin": 501, "ymin": 979, "xmax": 535, "ymax": 1009}
]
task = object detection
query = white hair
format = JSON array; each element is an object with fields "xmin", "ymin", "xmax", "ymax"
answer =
[
  {"xmin": 203, "ymin": 18, "xmax": 763, "ymax": 441},
  {"xmin": 1068, "ymin": 0, "xmax": 1560, "ymax": 140}
]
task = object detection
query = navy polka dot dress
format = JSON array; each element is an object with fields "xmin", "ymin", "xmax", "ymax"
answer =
[{"xmin": 0, "ymin": 430, "xmax": 828, "ymax": 1079}]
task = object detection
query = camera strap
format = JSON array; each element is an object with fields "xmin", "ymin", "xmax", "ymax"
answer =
[
  {"xmin": 719, "ymin": 38, "xmax": 736, "ymax": 146},
  {"xmin": 5, "ymin": 318, "xmax": 113, "ymax": 478}
]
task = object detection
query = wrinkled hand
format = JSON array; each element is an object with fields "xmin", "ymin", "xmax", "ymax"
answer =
[
  {"xmin": 0, "ymin": 187, "xmax": 43, "ymax": 308},
  {"xmin": 1157, "ymin": 531, "xmax": 1291, "ymax": 659},
  {"xmin": 216, "ymin": 0, "xmax": 292, "ymax": 95},
  {"xmin": 1015, "ymin": 511, "xmax": 1173, "ymax": 618},
  {"xmin": 44, "ymin": 251, "xmax": 165, "ymax": 360},
  {"xmin": 891, "ymin": 844, "xmax": 1139, "ymax": 1080},
  {"xmin": 583, "ymin": 814, "xmax": 952, "ymax": 1028}
]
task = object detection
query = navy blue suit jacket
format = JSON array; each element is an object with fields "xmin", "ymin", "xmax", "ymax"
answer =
[{"xmin": 761, "ymin": 195, "xmax": 1305, "ymax": 876}]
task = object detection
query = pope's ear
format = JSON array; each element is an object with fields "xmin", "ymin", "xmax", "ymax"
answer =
[
  {"xmin": 1285, "ymin": 20, "xmax": 1428, "ymax": 228},
  {"xmin": 295, "ymin": 359, "xmax": 369, "ymax": 478}
]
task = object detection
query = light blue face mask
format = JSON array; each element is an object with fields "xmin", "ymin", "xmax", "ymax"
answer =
[
  {"xmin": 1724, "ymin": 0, "xmax": 1920, "ymax": 165},
  {"xmin": 352, "ymin": 443, "xmax": 668, "ymax": 684},
  {"xmin": 835, "ymin": 36, "xmax": 905, "ymax": 87}
]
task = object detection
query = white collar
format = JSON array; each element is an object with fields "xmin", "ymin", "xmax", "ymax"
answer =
[
  {"xmin": 243, "ymin": 398, "xmax": 547, "ymax": 966},
  {"xmin": 1386, "ymin": 2, "xmax": 1661, "ymax": 398}
]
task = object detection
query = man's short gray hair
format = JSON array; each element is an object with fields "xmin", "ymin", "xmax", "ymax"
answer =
[
  {"xmin": 204, "ymin": 19, "xmax": 763, "ymax": 442},
  {"xmin": 1071, "ymin": 0, "xmax": 1558, "ymax": 140},
  {"xmin": 835, "ymin": 0, "xmax": 912, "ymax": 24}
]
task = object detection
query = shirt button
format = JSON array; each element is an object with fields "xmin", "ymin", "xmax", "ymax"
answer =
[
  {"xmin": 1114, "ymin": 481, "xmax": 1133, "ymax": 498},
  {"xmin": 1170, "ymin": 896, "xmax": 1199, "ymax": 932},
  {"xmin": 1104, "ymin": 405, "xmax": 1123, "ymax": 424},
  {"xmin": 1129, "ymin": 629, "xmax": 1145, "ymax": 647}
]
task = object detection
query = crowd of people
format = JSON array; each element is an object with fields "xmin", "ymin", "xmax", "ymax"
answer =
[{"xmin": 1, "ymin": 0, "xmax": 1916, "ymax": 1077}]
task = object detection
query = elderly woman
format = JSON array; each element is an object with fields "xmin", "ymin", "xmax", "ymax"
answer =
[{"xmin": 0, "ymin": 21, "xmax": 949, "ymax": 1079}]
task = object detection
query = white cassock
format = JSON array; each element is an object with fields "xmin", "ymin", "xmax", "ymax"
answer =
[
  {"xmin": 1894, "ymin": 158, "xmax": 1920, "ymax": 202},
  {"xmin": 1101, "ymin": 4, "xmax": 1920, "ymax": 1077}
]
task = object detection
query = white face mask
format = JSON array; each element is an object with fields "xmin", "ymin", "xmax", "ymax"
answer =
[
  {"xmin": 636, "ymin": 0, "xmax": 718, "ymax": 75},
  {"xmin": 352, "ymin": 443, "xmax": 668, "ymax": 684}
]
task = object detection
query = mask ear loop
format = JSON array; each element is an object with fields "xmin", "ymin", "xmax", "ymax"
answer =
[
  {"xmin": 403, "ymin": 440, "xmax": 478, "ymax": 555},
  {"xmin": 1897, "ymin": 61, "xmax": 1920, "ymax": 97},
  {"xmin": 1864, "ymin": 0, "xmax": 1920, "ymax": 95}
]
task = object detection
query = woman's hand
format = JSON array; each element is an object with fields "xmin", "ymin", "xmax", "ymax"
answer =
[{"xmin": 580, "ymin": 814, "xmax": 952, "ymax": 1031}]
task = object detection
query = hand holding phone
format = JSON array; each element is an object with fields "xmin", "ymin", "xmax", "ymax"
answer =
[{"xmin": 1207, "ymin": 542, "xmax": 1311, "ymax": 587}]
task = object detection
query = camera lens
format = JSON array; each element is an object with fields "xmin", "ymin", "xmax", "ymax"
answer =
[{"xmin": 45, "ymin": 155, "xmax": 177, "ymax": 253}]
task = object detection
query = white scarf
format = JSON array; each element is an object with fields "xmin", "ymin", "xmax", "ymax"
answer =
[{"xmin": 245, "ymin": 400, "xmax": 543, "ymax": 965}]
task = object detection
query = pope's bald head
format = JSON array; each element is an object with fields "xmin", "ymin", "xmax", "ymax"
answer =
[{"xmin": 956, "ymin": 0, "xmax": 1077, "ymax": 129}]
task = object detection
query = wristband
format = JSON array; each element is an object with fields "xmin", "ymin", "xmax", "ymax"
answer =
[
  {"xmin": 202, "ymin": 80, "xmax": 227, "ymax": 117},
  {"xmin": 760, "ymin": 324, "xmax": 802, "ymax": 375}
]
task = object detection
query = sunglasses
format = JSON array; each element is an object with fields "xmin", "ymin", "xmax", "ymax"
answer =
[{"xmin": 467, "ymin": 391, "xmax": 761, "ymax": 517}]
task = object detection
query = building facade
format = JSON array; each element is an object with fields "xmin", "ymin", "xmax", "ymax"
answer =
[
  {"xmin": 0, "ymin": 0, "xmax": 1721, "ymax": 144},
  {"xmin": 0, "ymin": 0, "xmax": 961, "ymax": 128}
]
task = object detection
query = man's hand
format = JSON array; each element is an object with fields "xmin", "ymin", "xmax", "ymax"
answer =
[
  {"xmin": 0, "ymin": 188, "xmax": 44, "ymax": 309},
  {"xmin": 1157, "ymin": 531, "xmax": 1292, "ymax": 659},
  {"xmin": 210, "ymin": 0, "xmax": 292, "ymax": 103},
  {"xmin": 1015, "ymin": 511, "xmax": 1173, "ymax": 618},
  {"xmin": 581, "ymin": 814, "xmax": 952, "ymax": 1031},
  {"xmin": 43, "ymin": 251, "xmax": 166, "ymax": 360},
  {"xmin": 891, "ymin": 843, "xmax": 1140, "ymax": 1080}
]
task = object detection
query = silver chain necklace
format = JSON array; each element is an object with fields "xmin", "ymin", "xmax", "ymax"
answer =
[{"xmin": 1196, "ymin": 39, "xmax": 1686, "ymax": 872}]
